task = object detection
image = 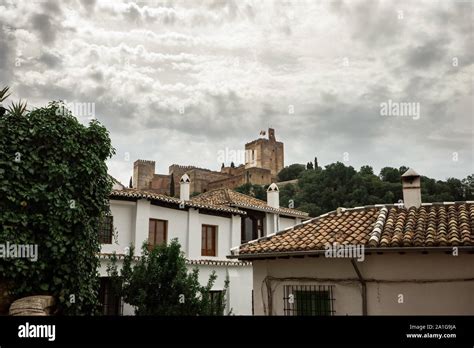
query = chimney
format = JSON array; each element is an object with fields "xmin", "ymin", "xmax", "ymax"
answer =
[
  {"xmin": 179, "ymin": 173, "xmax": 190, "ymax": 201},
  {"xmin": 267, "ymin": 183, "xmax": 279, "ymax": 209},
  {"xmin": 401, "ymin": 168, "xmax": 421, "ymax": 208}
]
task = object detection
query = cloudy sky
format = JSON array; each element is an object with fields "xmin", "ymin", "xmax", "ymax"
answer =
[{"xmin": 0, "ymin": 0, "xmax": 472, "ymax": 184}]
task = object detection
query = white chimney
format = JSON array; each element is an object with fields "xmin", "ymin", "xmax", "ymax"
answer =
[
  {"xmin": 267, "ymin": 183, "xmax": 280, "ymax": 209},
  {"xmin": 401, "ymin": 168, "xmax": 421, "ymax": 209},
  {"xmin": 179, "ymin": 173, "xmax": 190, "ymax": 201}
]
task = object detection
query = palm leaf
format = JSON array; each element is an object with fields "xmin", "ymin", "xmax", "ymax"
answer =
[
  {"xmin": 7, "ymin": 100, "xmax": 28, "ymax": 116},
  {"xmin": 0, "ymin": 86, "xmax": 10, "ymax": 103}
]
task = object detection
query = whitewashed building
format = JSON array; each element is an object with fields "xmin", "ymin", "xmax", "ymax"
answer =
[
  {"xmin": 231, "ymin": 169, "xmax": 474, "ymax": 315},
  {"xmin": 98, "ymin": 175, "xmax": 308, "ymax": 315}
]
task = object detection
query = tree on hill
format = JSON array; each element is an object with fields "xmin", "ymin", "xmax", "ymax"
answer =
[
  {"xmin": 0, "ymin": 87, "xmax": 115, "ymax": 314},
  {"xmin": 234, "ymin": 183, "xmax": 266, "ymax": 200},
  {"xmin": 281, "ymin": 161, "xmax": 472, "ymax": 217},
  {"xmin": 279, "ymin": 183, "xmax": 297, "ymax": 208},
  {"xmin": 107, "ymin": 239, "xmax": 229, "ymax": 315},
  {"xmin": 277, "ymin": 163, "xmax": 306, "ymax": 181}
]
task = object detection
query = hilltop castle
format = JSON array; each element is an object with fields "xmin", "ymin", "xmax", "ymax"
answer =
[{"xmin": 132, "ymin": 128, "xmax": 284, "ymax": 196}]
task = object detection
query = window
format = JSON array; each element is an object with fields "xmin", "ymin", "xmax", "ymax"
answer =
[
  {"xmin": 201, "ymin": 225, "xmax": 217, "ymax": 256},
  {"xmin": 208, "ymin": 290, "xmax": 224, "ymax": 315},
  {"xmin": 241, "ymin": 213, "xmax": 264, "ymax": 244},
  {"xmin": 148, "ymin": 219, "xmax": 167, "ymax": 249},
  {"xmin": 283, "ymin": 285, "xmax": 335, "ymax": 316},
  {"xmin": 99, "ymin": 215, "xmax": 113, "ymax": 244},
  {"xmin": 99, "ymin": 277, "xmax": 122, "ymax": 315}
]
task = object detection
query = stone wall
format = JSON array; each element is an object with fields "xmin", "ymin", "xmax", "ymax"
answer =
[
  {"xmin": 245, "ymin": 128, "xmax": 284, "ymax": 177},
  {"xmin": 131, "ymin": 128, "xmax": 284, "ymax": 195},
  {"xmin": 151, "ymin": 174, "xmax": 171, "ymax": 195},
  {"xmin": 169, "ymin": 165, "xmax": 232, "ymax": 195},
  {"xmin": 207, "ymin": 167, "xmax": 272, "ymax": 190},
  {"xmin": 133, "ymin": 160, "xmax": 155, "ymax": 189}
]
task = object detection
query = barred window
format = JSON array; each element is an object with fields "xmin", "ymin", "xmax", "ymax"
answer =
[
  {"xmin": 283, "ymin": 285, "xmax": 335, "ymax": 316},
  {"xmin": 99, "ymin": 215, "xmax": 113, "ymax": 244}
]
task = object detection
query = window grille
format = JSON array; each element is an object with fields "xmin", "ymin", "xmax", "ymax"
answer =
[
  {"xmin": 98, "ymin": 215, "xmax": 113, "ymax": 244},
  {"xmin": 283, "ymin": 285, "xmax": 335, "ymax": 316}
]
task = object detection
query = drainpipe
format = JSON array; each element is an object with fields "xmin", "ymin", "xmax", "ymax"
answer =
[{"xmin": 350, "ymin": 259, "xmax": 367, "ymax": 316}]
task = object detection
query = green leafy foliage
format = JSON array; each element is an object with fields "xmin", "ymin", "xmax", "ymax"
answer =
[
  {"xmin": 7, "ymin": 100, "xmax": 28, "ymax": 117},
  {"xmin": 277, "ymin": 163, "xmax": 306, "ymax": 181},
  {"xmin": 107, "ymin": 239, "xmax": 229, "ymax": 315},
  {"xmin": 234, "ymin": 183, "xmax": 267, "ymax": 200},
  {"xmin": 280, "ymin": 162, "xmax": 473, "ymax": 217},
  {"xmin": 0, "ymin": 97, "xmax": 115, "ymax": 314}
]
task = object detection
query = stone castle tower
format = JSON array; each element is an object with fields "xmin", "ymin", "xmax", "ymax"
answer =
[
  {"xmin": 244, "ymin": 128, "xmax": 284, "ymax": 178},
  {"xmin": 133, "ymin": 160, "xmax": 155, "ymax": 189},
  {"xmin": 131, "ymin": 128, "xmax": 284, "ymax": 195}
]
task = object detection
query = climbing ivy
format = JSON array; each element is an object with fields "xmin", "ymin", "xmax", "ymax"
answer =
[{"xmin": 0, "ymin": 98, "xmax": 115, "ymax": 314}]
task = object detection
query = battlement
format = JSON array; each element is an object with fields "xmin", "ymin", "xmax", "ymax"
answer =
[
  {"xmin": 245, "ymin": 128, "xmax": 281, "ymax": 146},
  {"xmin": 132, "ymin": 129, "xmax": 284, "ymax": 194},
  {"xmin": 133, "ymin": 160, "xmax": 156, "ymax": 190},
  {"xmin": 134, "ymin": 159, "xmax": 156, "ymax": 166},
  {"xmin": 169, "ymin": 164, "xmax": 214, "ymax": 173}
]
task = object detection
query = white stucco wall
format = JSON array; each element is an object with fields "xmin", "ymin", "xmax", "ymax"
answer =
[
  {"xmin": 265, "ymin": 213, "xmax": 275, "ymax": 235},
  {"xmin": 99, "ymin": 198, "xmax": 256, "ymax": 315},
  {"xmin": 189, "ymin": 264, "xmax": 253, "ymax": 315},
  {"xmin": 197, "ymin": 214, "xmax": 232, "ymax": 260},
  {"xmin": 98, "ymin": 259, "xmax": 253, "ymax": 315},
  {"xmin": 252, "ymin": 253, "xmax": 474, "ymax": 315},
  {"xmin": 100, "ymin": 200, "xmax": 135, "ymax": 255},
  {"xmin": 149, "ymin": 204, "xmax": 189, "ymax": 252},
  {"xmin": 280, "ymin": 216, "xmax": 297, "ymax": 230}
]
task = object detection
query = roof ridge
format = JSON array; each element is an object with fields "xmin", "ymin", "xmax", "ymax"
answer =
[
  {"xmin": 325, "ymin": 201, "xmax": 473, "ymax": 213},
  {"xmin": 110, "ymin": 189, "xmax": 247, "ymax": 215}
]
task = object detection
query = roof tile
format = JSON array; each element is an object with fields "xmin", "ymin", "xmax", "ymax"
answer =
[
  {"xmin": 238, "ymin": 203, "xmax": 474, "ymax": 255},
  {"xmin": 191, "ymin": 188, "xmax": 308, "ymax": 217}
]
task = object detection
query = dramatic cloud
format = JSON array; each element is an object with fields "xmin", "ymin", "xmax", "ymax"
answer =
[{"xmin": 0, "ymin": 0, "xmax": 472, "ymax": 185}]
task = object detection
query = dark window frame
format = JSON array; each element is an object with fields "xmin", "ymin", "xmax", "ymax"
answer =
[
  {"xmin": 99, "ymin": 277, "xmax": 122, "ymax": 315},
  {"xmin": 148, "ymin": 218, "xmax": 168, "ymax": 250},
  {"xmin": 241, "ymin": 212, "xmax": 265, "ymax": 244},
  {"xmin": 201, "ymin": 224, "xmax": 217, "ymax": 256},
  {"xmin": 99, "ymin": 215, "xmax": 113, "ymax": 244}
]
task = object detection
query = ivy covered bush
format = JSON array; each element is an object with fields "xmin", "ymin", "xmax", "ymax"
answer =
[{"xmin": 0, "ymin": 90, "xmax": 115, "ymax": 315}]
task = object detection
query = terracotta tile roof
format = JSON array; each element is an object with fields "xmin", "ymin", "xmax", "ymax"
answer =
[
  {"xmin": 191, "ymin": 188, "xmax": 309, "ymax": 218},
  {"xmin": 235, "ymin": 202, "xmax": 474, "ymax": 257},
  {"xmin": 109, "ymin": 189, "xmax": 246, "ymax": 215}
]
